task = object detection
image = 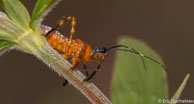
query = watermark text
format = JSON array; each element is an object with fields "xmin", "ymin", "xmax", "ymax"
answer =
[{"xmin": 158, "ymin": 99, "xmax": 194, "ymax": 103}]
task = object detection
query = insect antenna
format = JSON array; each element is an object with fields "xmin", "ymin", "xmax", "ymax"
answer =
[
  {"xmin": 107, "ymin": 45, "xmax": 147, "ymax": 70},
  {"xmin": 108, "ymin": 45, "xmax": 128, "ymax": 50},
  {"xmin": 108, "ymin": 46, "xmax": 176, "ymax": 81}
]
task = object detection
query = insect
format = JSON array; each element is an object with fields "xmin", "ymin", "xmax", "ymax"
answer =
[{"xmin": 41, "ymin": 16, "xmax": 172, "ymax": 85}]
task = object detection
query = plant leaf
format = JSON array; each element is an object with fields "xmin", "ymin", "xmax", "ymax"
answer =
[
  {"xmin": 0, "ymin": 0, "xmax": 31, "ymax": 29},
  {"xmin": 0, "ymin": 40, "xmax": 15, "ymax": 52},
  {"xmin": 0, "ymin": 11, "xmax": 23, "ymax": 41},
  {"xmin": 111, "ymin": 37, "xmax": 168, "ymax": 104},
  {"xmin": 31, "ymin": 0, "xmax": 60, "ymax": 31},
  {"xmin": 169, "ymin": 74, "xmax": 190, "ymax": 104}
]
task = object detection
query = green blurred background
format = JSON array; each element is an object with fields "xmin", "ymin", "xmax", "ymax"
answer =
[{"xmin": 0, "ymin": 0, "xmax": 193, "ymax": 104}]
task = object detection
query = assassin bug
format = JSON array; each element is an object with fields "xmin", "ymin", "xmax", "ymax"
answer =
[{"xmin": 41, "ymin": 16, "xmax": 172, "ymax": 85}]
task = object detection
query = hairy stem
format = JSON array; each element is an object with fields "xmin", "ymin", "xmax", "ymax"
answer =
[{"xmin": 38, "ymin": 42, "xmax": 111, "ymax": 104}]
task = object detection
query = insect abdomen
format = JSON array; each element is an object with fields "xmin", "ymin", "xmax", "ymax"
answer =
[
  {"xmin": 41, "ymin": 25, "xmax": 68, "ymax": 53},
  {"xmin": 46, "ymin": 32, "xmax": 68, "ymax": 52}
]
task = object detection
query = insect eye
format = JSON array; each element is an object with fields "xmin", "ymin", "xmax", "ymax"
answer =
[
  {"xmin": 92, "ymin": 47, "xmax": 107, "ymax": 54},
  {"xmin": 96, "ymin": 48, "xmax": 101, "ymax": 52}
]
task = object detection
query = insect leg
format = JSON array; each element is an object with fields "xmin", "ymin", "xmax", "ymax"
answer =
[
  {"xmin": 70, "ymin": 56, "xmax": 80, "ymax": 70},
  {"xmin": 84, "ymin": 56, "xmax": 105, "ymax": 81},
  {"xmin": 62, "ymin": 54, "xmax": 71, "ymax": 59},
  {"xmin": 62, "ymin": 79, "xmax": 69, "ymax": 86},
  {"xmin": 83, "ymin": 64, "xmax": 89, "ymax": 77},
  {"xmin": 45, "ymin": 16, "xmax": 73, "ymax": 36},
  {"xmin": 69, "ymin": 16, "xmax": 76, "ymax": 42}
]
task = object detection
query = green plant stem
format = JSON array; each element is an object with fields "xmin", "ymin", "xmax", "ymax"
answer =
[{"xmin": 17, "ymin": 28, "xmax": 112, "ymax": 104}]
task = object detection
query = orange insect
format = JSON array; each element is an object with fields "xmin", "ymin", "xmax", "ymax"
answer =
[{"xmin": 41, "ymin": 16, "xmax": 172, "ymax": 85}]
